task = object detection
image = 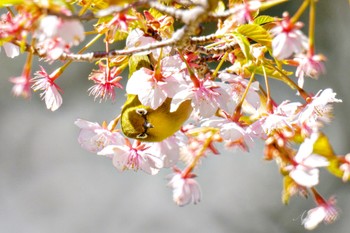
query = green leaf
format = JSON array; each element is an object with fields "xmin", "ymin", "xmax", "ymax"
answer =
[
  {"xmin": 282, "ymin": 175, "xmax": 293, "ymax": 205},
  {"xmin": 254, "ymin": 15, "xmax": 276, "ymax": 26},
  {"xmin": 313, "ymin": 132, "xmax": 335, "ymax": 159},
  {"xmin": 232, "ymin": 32, "xmax": 252, "ymax": 60},
  {"xmin": 112, "ymin": 31, "xmax": 128, "ymax": 43},
  {"xmin": 247, "ymin": 65, "xmax": 295, "ymax": 89},
  {"xmin": 128, "ymin": 55, "xmax": 151, "ymax": 78},
  {"xmin": 0, "ymin": 0, "xmax": 23, "ymax": 7},
  {"xmin": 149, "ymin": 8, "xmax": 164, "ymax": 19},
  {"xmin": 236, "ymin": 24, "xmax": 272, "ymax": 48},
  {"xmin": 327, "ymin": 158, "xmax": 343, "ymax": 180}
]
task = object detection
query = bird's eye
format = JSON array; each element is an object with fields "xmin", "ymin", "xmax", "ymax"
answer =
[
  {"xmin": 136, "ymin": 132, "xmax": 148, "ymax": 139},
  {"xmin": 136, "ymin": 108, "xmax": 147, "ymax": 116}
]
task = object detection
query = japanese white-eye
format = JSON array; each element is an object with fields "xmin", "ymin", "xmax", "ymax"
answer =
[
  {"xmin": 120, "ymin": 54, "xmax": 193, "ymax": 142},
  {"xmin": 121, "ymin": 95, "xmax": 192, "ymax": 142}
]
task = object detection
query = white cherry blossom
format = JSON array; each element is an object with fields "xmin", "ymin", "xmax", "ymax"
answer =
[
  {"xmin": 286, "ymin": 133, "xmax": 329, "ymax": 188},
  {"xmin": 74, "ymin": 119, "xmax": 124, "ymax": 153},
  {"xmin": 167, "ymin": 172, "xmax": 201, "ymax": 206}
]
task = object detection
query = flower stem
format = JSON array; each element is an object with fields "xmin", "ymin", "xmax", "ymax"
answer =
[
  {"xmin": 310, "ymin": 187, "xmax": 326, "ymax": 205},
  {"xmin": 291, "ymin": 0, "xmax": 310, "ymax": 24},
  {"xmin": 212, "ymin": 52, "xmax": 228, "ymax": 79},
  {"xmin": 308, "ymin": 0, "xmax": 316, "ymax": 56},
  {"xmin": 182, "ymin": 129, "xmax": 216, "ymax": 178},
  {"xmin": 6, "ymin": 7, "xmax": 15, "ymax": 17},
  {"xmin": 178, "ymin": 51, "xmax": 200, "ymax": 88},
  {"xmin": 23, "ymin": 40, "xmax": 34, "ymax": 77},
  {"xmin": 108, "ymin": 114, "xmax": 121, "ymax": 131},
  {"xmin": 262, "ymin": 65, "xmax": 273, "ymax": 113},
  {"xmin": 264, "ymin": 61, "xmax": 310, "ymax": 101},
  {"xmin": 53, "ymin": 34, "xmax": 103, "ymax": 80},
  {"xmin": 78, "ymin": 0, "xmax": 94, "ymax": 16},
  {"xmin": 232, "ymin": 69, "xmax": 256, "ymax": 121}
]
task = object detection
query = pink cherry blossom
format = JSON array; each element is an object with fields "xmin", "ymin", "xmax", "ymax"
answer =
[
  {"xmin": 295, "ymin": 53, "xmax": 326, "ymax": 87},
  {"xmin": 35, "ymin": 38, "xmax": 69, "ymax": 61},
  {"xmin": 339, "ymin": 154, "xmax": 350, "ymax": 182},
  {"xmin": 270, "ymin": 13, "xmax": 308, "ymax": 60},
  {"xmin": 219, "ymin": 72, "xmax": 260, "ymax": 112},
  {"xmin": 160, "ymin": 54, "xmax": 190, "ymax": 77},
  {"xmin": 31, "ymin": 66, "xmax": 63, "ymax": 111},
  {"xmin": 260, "ymin": 101, "xmax": 302, "ymax": 135},
  {"xmin": 97, "ymin": 12, "xmax": 137, "ymax": 43},
  {"xmin": 98, "ymin": 140, "xmax": 164, "ymax": 175},
  {"xmin": 145, "ymin": 136, "xmax": 180, "ymax": 168},
  {"xmin": 35, "ymin": 15, "xmax": 85, "ymax": 46},
  {"xmin": 171, "ymin": 78, "xmax": 233, "ymax": 117},
  {"xmin": 126, "ymin": 67, "xmax": 180, "ymax": 109},
  {"xmin": 167, "ymin": 171, "xmax": 201, "ymax": 206},
  {"xmin": 126, "ymin": 28, "xmax": 171, "ymax": 59},
  {"xmin": 1, "ymin": 42, "xmax": 19, "ymax": 58},
  {"xmin": 110, "ymin": 12, "xmax": 137, "ymax": 32},
  {"xmin": 0, "ymin": 11, "xmax": 33, "ymax": 42},
  {"xmin": 286, "ymin": 133, "xmax": 329, "ymax": 188},
  {"xmin": 217, "ymin": 0, "xmax": 261, "ymax": 34},
  {"xmin": 302, "ymin": 197, "xmax": 338, "ymax": 230},
  {"xmin": 202, "ymin": 116, "xmax": 252, "ymax": 151},
  {"xmin": 74, "ymin": 119, "xmax": 124, "ymax": 153},
  {"xmin": 9, "ymin": 73, "xmax": 31, "ymax": 99},
  {"xmin": 88, "ymin": 63, "xmax": 123, "ymax": 102},
  {"xmin": 34, "ymin": 15, "xmax": 84, "ymax": 60},
  {"xmin": 298, "ymin": 88, "xmax": 342, "ymax": 129}
]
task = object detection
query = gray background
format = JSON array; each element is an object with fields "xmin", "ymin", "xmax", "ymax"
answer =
[{"xmin": 0, "ymin": 1, "xmax": 349, "ymax": 233}]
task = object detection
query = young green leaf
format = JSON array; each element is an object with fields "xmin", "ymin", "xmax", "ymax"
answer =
[{"xmin": 236, "ymin": 24, "xmax": 272, "ymax": 48}]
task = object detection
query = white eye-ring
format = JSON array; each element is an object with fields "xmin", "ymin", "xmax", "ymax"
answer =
[
  {"xmin": 136, "ymin": 108, "xmax": 147, "ymax": 116},
  {"xmin": 136, "ymin": 132, "xmax": 148, "ymax": 139}
]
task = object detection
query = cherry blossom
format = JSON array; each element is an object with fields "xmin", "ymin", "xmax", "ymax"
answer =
[
  {"xmin": 302, "ymin": 196, "xmax": 338, "ymax": 230},
  {"xmin": 9, "ymin": 73, "xmax": 31, "ymax": 99},
  {"xmin": 339, "ymin": 154, "xmax": 350, "ymax": 182},
  {"xmin": 0, "ymin": 11, "xmax": 34, "ymax": 42},
  {"xmin": 96, "ymin": 12, "xmax": 138, "ymax": 43},
  {"xmin": 260, "ymin": 101, "xmax": 302, "ymax": 135},
  {"xmin": 202, "ymin": 116, "xmax": 252, "ymax": 151},
  {"xmin": 219, "ymin": 72, "xmax": 260, "ymax": 112},
  {"xmin": 286, "ymin": 133, "xmax": 329, "ymax": 188},
  {"xmin": 295, "ymin": 53, "xmax": 326, "ymax": 88},
  {"xmin": 1, "ymin": 42, "xmax": 19, "ymax": 58},
  {"xmin": 33, "ymin": 15, "xmax": 84, "ymax": 60},
  {"xmin": 126, "ymin": 67, "xmax": 181, "ymax": 109},
  {"xmin": 31, "ymin": 66, "xmax": 63, "ymax": 111},
  {"xmin": 74, "ymin": 119, "xmax": 124, "ymax": 153},
  {"xmin": 171, "ymin": 78, "xmax": 233, "ymax": 117},
  {"xmin": 298, "ymin": 88, "xmax": 342, "ymax": 128},
  {"xmin": 167, "ymin": 171, "xmax": 201, "ymax": 206},
  {"xmin": 1, "ymin": 1, "xmax": 349, "ymax": 229},
  {"xmin": 217, "ymin": 0, "xmax": 261, "ymax": 34},
  {"xmin": 35, "ymin": 38, "xmax": 70, "ymax": 61},
  {"xmin": 35, "ymin": 15, "xmax": 85, "ymax": 46},
  {"xmin": 145, "ymin": 136, "xmax": 180, "ymax": 168},
  {"xmin": 126, "ymin": 28, "xmax": 171, "ymax": 59},
  {"xmin": 98, "ymin": 139, "xmax": 164, "ymax": 175},
  {"xmin": 88, "ymin": 63, "xmax": 123, "ymax": 102},
  {"xmin": 270, "ymin": 12, "xmax": 308, "ymax": 60},
  {"xmin": 160, "ymin": 54, "xmax": 192, "ymax": 77}
]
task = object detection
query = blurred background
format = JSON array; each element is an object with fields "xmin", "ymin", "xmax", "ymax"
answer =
[{"xmin": 0, "ymin": 1, "xmax": 349, "ymax": 233}]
